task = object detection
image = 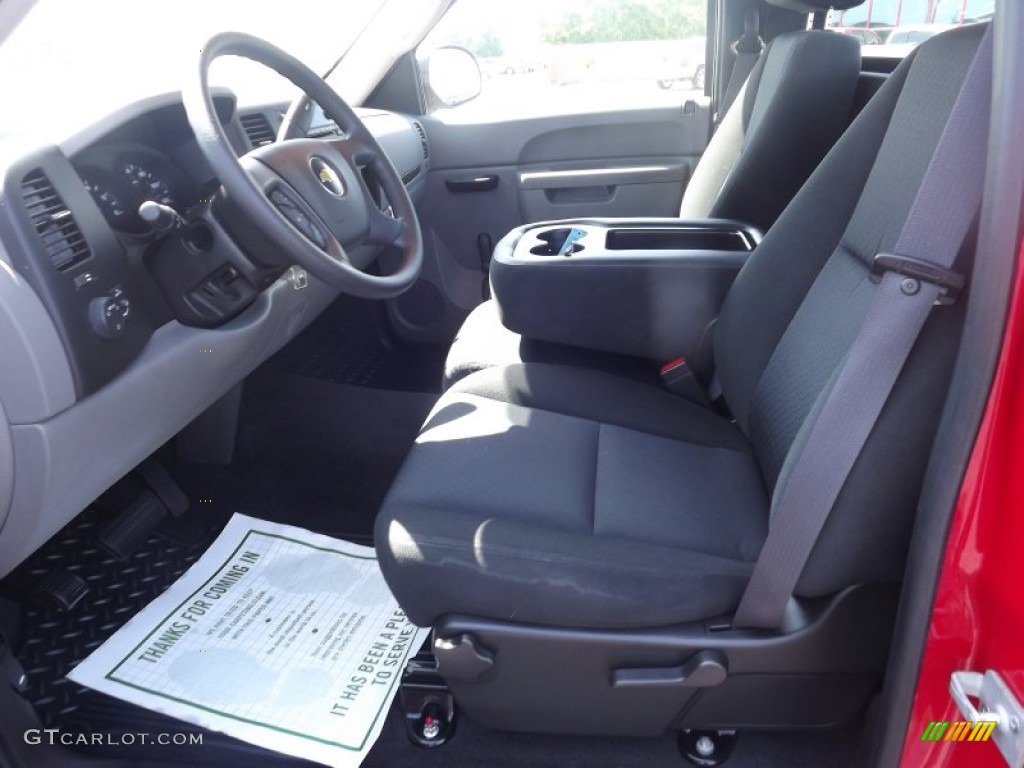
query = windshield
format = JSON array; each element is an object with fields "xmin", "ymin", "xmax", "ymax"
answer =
[{"xmin": 0, "ymin": 0, "xmax": 387, "ymax": 139}]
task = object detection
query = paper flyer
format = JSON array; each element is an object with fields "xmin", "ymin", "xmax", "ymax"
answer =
[{"xmin": 69, "ymin": 513, "xmax": 428, "ymax": 767}]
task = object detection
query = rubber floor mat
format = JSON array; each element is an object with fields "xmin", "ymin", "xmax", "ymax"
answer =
[{"xmin": 4, "ymin": 507, "xmax": 309, "ymax": 765}]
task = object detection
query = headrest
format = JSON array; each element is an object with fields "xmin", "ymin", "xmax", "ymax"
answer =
[{"xmin": 767, "ymin": 0, "xmax": 866, "ymax": 12}]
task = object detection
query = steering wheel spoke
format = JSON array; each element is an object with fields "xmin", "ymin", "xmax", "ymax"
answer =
[
  {"xmin": 367, "ymin": 206, "xmax": 404, "ymax": 247},
  {"xmin": 239, "ymin": 153, "xmax": 338, "ymax": 253}
]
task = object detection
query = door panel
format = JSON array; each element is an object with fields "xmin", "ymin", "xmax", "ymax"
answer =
[
  {"xmin": 389, "ymin": 103, "xmax": 711, "ymax": 343},
  {"xmin": 517, "ymin": 159, "xmax": 689, "ymax": 222}
]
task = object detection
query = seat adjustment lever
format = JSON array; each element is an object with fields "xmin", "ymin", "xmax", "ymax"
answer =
[{"xmin": 611, "ymin": 649, "xmax": 728, "ymax": 689}]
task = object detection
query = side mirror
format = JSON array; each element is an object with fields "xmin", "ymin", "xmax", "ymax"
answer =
[{"xmin": 424, "ymin": 46, "xmax": 482, "ymax": 109}]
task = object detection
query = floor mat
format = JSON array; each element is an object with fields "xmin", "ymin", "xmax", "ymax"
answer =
[
  {"xmin": 67, "ymin": 514, "xmax": 426, "ymax": 768},
  {"xmin": 266, "ymin": 297, "xmax": 447, "ymax": 393},
  {"xmin": 5, "ymin": 506, "xmax": 311, "ymax": 765}
]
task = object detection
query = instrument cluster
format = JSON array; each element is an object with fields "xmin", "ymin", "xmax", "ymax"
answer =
[{"xmin": 74, "ymin": 144, "xmax": 198, "ymax": 234}]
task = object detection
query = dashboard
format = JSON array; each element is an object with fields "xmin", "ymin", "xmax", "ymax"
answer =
[{"xmin": 0, "ymin": 89, "xmax": 430, "ymax": 578}]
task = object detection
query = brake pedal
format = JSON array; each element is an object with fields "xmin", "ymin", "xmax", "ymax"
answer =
[
  {"xmin": 137, "ymin": 458, "xmax": 189, "ymax": 518},
  {"xmin": 98, "ymin": 490, "xmax": 168, "ymax": 560}
]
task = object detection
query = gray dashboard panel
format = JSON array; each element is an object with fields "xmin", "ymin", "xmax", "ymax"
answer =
[
  {"xmin": 0, "ymin": 399, "xmax": 12, "ymax": 538},
  {"xmin": 0, "ymin": 271, "xmax": 336, "ymax": 578},
  {"xmin": 361, "ymin": 110, "xmax": 427, "ymax": 181},
  {"xmin": 0, "ymin": 245, "xmax": 77, "ymax": 424}
]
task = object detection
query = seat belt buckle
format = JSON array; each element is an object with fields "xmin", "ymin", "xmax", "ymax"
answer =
[
  {"xmin": 660, "ymin": 357, "xmax": 711, "ymax": 407},
  {"xmin": 871, "ymin": 252, "xmax": 965, "ymax": 305}
]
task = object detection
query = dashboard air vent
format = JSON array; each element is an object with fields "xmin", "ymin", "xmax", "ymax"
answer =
[
  {"xmin": 20, "ymin": 170, "xmax": 90, "ymax": 271},
  {"xmin": 240, "ymin": 112, "xmax": 276, "ymax": 148},
  {"xmin": 412, "ymin": 121, "xmax": 429, "ymax": 162}
]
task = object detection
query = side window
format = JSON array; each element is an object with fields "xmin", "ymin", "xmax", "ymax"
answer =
[
  {"xmin": 824, "ymin": 0, "xmax": 993, "ymax": 58},
  {"xmin": 417, "ymin": 0, "xmax": 709, "ymax": 118}
]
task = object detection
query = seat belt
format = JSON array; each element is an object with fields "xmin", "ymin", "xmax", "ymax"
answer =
[
  {"xmin": 733, "ymin": 26, "xmax": 993, "ymax": 630},
  {"xmin": 718, "ymin": 7, "xmax": 764, "ymax": 123}
]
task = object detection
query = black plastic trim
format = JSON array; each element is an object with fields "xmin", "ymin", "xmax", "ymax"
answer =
[
  {"xmin": 445, "ymin": 175, "xmax": 499, "ymax": 194},
  {"xmin": 434, "ymin": 585, "xmax": 897, "ymax": 737},
  {"xmin": 365, "ymin": 52, "xmax": 428, "ymax": 116},
  {"xmin": 490, "ymin": 217, "xmax": 761, "ymax": 363}
]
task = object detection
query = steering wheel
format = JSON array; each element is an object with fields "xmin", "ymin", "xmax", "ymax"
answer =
[{"xmin": 183, "ymin": 32, "xmax": 423, "ymax": 299}]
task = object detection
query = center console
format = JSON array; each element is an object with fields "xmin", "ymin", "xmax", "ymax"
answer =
[{"xmin": 490, "ymin": 218, "xmax": 761, "ymax": 362}]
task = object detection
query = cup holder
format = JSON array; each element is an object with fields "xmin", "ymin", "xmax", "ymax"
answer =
[{"xmin": 530, "ymin": 227, "xmax": 585, "ymax": 256}]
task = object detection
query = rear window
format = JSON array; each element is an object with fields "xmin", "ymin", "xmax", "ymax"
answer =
[{"xmin": 824, "ymin": 0, "xmax": 994, "ymax": 59}]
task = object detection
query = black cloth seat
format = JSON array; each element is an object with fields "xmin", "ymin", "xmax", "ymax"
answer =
[
  {"xmin": 381, "ymin": 364, "xmax": 767, "ymax": 627},
  {"xmin": 442, "ymin": 29, "xmax": 861, "ymax": 391},
  {"xmin": 376, "ymin": 24, "xmax": 984, "ymax": 630}
]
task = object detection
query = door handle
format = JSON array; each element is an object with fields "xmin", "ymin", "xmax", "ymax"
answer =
[{"xmin": 446, "ymin": 175, "xmax": 499, "ymax": 193}]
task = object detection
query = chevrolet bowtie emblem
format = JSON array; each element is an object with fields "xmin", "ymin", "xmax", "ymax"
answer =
[{"xmin": 310, "ymin": 157, "xmax": 345, "ymax": 197}]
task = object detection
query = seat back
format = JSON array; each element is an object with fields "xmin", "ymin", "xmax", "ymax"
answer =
[
  {"xmin": 713, "ymin": 23, "xmax": 988, "ymax": 597},
  {"xmin": 680, "ymin": 30, "xmax": 860, "ymax": 231}
]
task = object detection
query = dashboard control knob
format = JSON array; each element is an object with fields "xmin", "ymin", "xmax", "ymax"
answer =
[{"xmin": 89, "ymin": 286, "xmax": 131, "ymax": 339}]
